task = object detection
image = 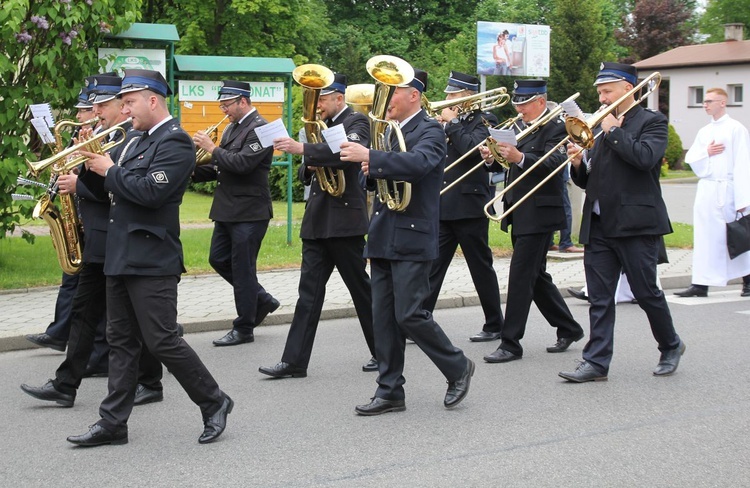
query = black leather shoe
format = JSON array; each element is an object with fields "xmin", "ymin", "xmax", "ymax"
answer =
[
  {"xmin": 362, "ymin": 357, "xmax": 378, "ymax": 372},
  {"xmin": 199, "ymin": 395, "xmax": 233, "ymax": 444},
  {"xmin": 258, "ymin": 362, "xmax": 307, "ymax": 378},
  {"xmin": 133, "ymin": 384, "xmax": 163, "ymax": 406},
  {"xmin": 469, "ymin": 330, "xmax": 502, "ymax": 342},
  {"xmin": 653, "ymin": 340, "xmax": 686, "ymax": 376},
  {"xmin": 25, "ymin": 333, "xmax": 66, "ymax": 352},
  {"xmin": 444, "ymin": 359, "xmax": 475, "ymax": 409},
  {"xmin": 484, "ymin": 348, "xmax": 521, "ymax": 363},
  {"xmin": 67, "ymin": 424, "xmax": 128, "ymax": 447},
  {"xmin": 20, "ymin": 379, "xmax": 74, "ymax": 407},
  {"xmin": 674, "ymin": 285, "xmax": 708, "ymax": 297},
  {"xmin": 567, "ymin": 287, "xmax": 589, "ymax": 301},
  {"xmin": 355, "ymin": 397, "xmax": 406, "ymax": 416},
  {"xmin": 546, "ymin": 333, "xmax": 585, "ymax": 353},
  {"xmin": 256, "ymin": 297, "xmax": 280, "ymax": 325},
  {"xmin": 742, "ymin": 283, "xmax": 750, "ymax": 297},
  {"xmin": 559, "ymin": 360, "xmax": 608, "ymax": 383},
  {"xmin": 213, "ymin": 329, "xmax": 254, "ymax": 346}
]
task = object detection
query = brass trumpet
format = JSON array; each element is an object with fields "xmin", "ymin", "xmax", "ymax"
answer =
[
  {"xmin": 485, "ymin": 72, "xmax": 662, "ymax": 222},
  {"xmin": 195, "ymin": 115, "xmax": 229, "ymax": 165},
  {"xmin": 366, "ymin": 54, "xmax": 415, "ymax": 212},
  {"xmin": 293, "ymin": 64, "xmax": 346, "ymax": 197},
  {"xmin": 424, "ymin": 87, "xmax": 510, "ymax": 118},
  {"xmin": 25, "ymin": 118, "xmax": 130, "ymax": 177}
]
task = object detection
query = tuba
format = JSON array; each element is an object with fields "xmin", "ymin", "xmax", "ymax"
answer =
[
  {"xmin": 195, "ymin": 115, "xmax": 229, "ymax": 165},
  {"xmin": 293, "ymin": 64, "xmax": 346, "ymax": 197},
  {"xmin": 345, "ymin": 83, "xmax": 375, "ymax": 116},
  {"xmin": 365, "ymin": 55, "xmax": 415, "ymax": 212}
]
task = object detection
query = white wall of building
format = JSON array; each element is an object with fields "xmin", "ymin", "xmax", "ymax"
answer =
[{"xmin": 656, "ymin": 64, "xmax": 749, "ymax": 150}]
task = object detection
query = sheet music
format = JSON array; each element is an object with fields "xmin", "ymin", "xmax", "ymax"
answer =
[
  {"xmin": 321, "ymin": 124, "xmax": 347, "ymax": 154},
  {"xmin": 488, "ymin": 128, "xmax": 517, "ymax": 146},
  {"xmin": 30, "ymin": 103, "xmax": 55, "ymax": 127},
  {"xmin": 255, "ymin": 118, "xmax": 290, "ymax": 148},
  {"xmin": 31, "ymin": 118, "xmax": 55, "ymax": 145}
]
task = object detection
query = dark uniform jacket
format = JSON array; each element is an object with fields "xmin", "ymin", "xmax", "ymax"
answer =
[
  {"xmin": 103, "ymin": 119, "xmax": 194, "ymax": 277},
  {"xmin": 299, "ymin": 107, "xmax": 370, "ymax": 239},
  {"xmin": 193, "ymin": 109, "xmax": 274, "ymax": 222},
  {"xmin": 497, "ymin": 109, "xmax": 567, "ymax": 235},
  {"xmin": 570, "ymin": 104, "xmax": 672, "ymax": 243},
  {"xmin": 364, "ymin": 109, "xmax": 447, "ymax": 261},
  {"xmin": 77, "ymin": 121, "xmax": 138, "ymax": 264},
  {"xmin": 440, "ymin": 110, "xmax": 498, "ymax": 220}
]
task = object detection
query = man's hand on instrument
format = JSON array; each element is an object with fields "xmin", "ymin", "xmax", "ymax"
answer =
[
  {"xmin": 600, "ymin": 113, "xmax": 621, "ymax": 133},
  {"xmin": 273, "ymin": 137, "xmax": 304, "ymax": 155},
  {"xmin": 479, "ymin": 144, "xmax": 494, "ymax": 164},
  {"xmin": 497, "ymin": 142, "xmax": 522, "ymax": 164},
  {"xmin": 80, "ymin": 150, "xmax": 114, "ymax": 177},
  {"xmin": 193, "ymin": 131, "xmax": 216, "ymax": 154},
  {"xmin": 56, "ymin": 174, "xmax": 78, "ymax": 195},
  {"xmin": 707, "ymin": 139, "xmax": 725, "ymax": 156},
  {"xmin": 440, "ymin": 106, "xmax": 460, "ymax": 124},
  {"xmin": 566, "ymin": 142, "xmax": 584, "ymax": 168}
]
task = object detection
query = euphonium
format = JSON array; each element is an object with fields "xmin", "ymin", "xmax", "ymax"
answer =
[
  {"xmin": 293, "ymin": 64, "xmax": 346, "ymax": 197},
  {"xmin": 365, "ymin": 54, "xmax": 415, "ymax": 212},
  {"xmin": 345, "ymin": 84, "xmax": 375, "ymax": 116},
  {"xmin": 195, "ymin": 115, "xmax": 229, "ymax": 165}
]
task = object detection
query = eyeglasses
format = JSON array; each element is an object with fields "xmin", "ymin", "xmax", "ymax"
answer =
[
  {"xmin": 219, "ymin": 99, "xmax": 240, "ymax": 111},
  {"xmin": 702, "ymin": 100, "xmax": 719, "ymax": 104}
]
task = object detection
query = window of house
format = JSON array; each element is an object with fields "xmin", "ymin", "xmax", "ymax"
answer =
[
  {"xmin": 689, "ymin": 86, "xmax": 704, "ymax": 106},
  {"xmin": 727, "ymin": 84, "xmax": 743, "ymax": 105}
]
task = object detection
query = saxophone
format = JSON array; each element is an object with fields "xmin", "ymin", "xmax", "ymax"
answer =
[{"xmin": 28, "ymin": 118, "xmax": 98, "ymax": 274}]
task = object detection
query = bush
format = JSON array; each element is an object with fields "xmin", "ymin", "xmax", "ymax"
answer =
[
  {"xmin": 189, "ymin": 159, "xmax": 304, "ymax": 202},
  {"xmin": 664, "ymin": 123, "xmax": 684, "ymax": 169}
]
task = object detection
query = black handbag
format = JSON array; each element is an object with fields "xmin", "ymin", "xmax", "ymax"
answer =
[{"xmin": 726, "ymin": 212, "xmax": 750, "ymax": 259}]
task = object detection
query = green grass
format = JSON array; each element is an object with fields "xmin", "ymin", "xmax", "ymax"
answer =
[
  {"xmin": 662, "ymin": 169, "xmax": 696, "ymax": 180},
  {"xmin": 0, "ymin": 191, "xmax": 695, "ymax": 290}
]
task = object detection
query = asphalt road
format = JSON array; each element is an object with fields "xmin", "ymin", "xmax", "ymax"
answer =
[{"xmin": 3, "ymin": 290, "xmax": 749, "ymax": 487}]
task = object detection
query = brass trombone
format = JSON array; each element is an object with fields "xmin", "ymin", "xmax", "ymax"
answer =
[
  {"xmin": 366, "ymin": 54, "xmax": 415, "ymax": 212},
  {"xmin": 484, "ymin": 72, "xmax": 662, "ymax": 222},
  {"xmin": 293, "ymin": 64, "xmax": 346, "ymax": 197},
  {"xmin": 440, "ymin": 93, "xmax": 580, "ymax": 196},
  {"xmin": 195, "ymin": 115, "xmax": 229, "ymax": 165},
  {"xmin": 424, "ymin": 87, "xmax": 510, "ymax": 118},
  {"xmin": 25, "ymin": 118, "xmax": 130, "ymax": 177}
]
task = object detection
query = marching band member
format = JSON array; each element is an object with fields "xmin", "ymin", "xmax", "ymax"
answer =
[
  {"xmin": 193, "ymin": 80, "xmax": 279, "ymax": 347},
  {"xmin": 482, "ymin": 79, "xmax": 584, "ymax": 364},
  {"xmin": 341, "ymin": 68, "xmax": 475, "ymax": 416},
  {"xmin": 260, "ymin": 73, "xmax": 377, "ymax": 378},
  {"xmin": 424, "ymin": 70, "xmax": 504, "ymax": 343},
  {"xmin": 560, "ymin": 62, "xmax": 684, "ymax": 382}
]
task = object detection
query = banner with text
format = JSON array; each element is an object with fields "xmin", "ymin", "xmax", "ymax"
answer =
[{"xmin": 178, "ymin": 81, "xmax": 285, "ymax": 102}]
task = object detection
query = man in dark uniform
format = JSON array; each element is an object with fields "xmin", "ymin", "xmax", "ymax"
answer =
[
  {"xmin": 193, "ymin": 80, "xmax": 278, "ymax": 347},
  {"xmin": 70, "ymin": 69, "xmax": 232, "ymax": 446},
  {"xmin": 560, "ymin": 62, "xmax": 684, "ymax": 382},
  {"xmin": 482, "ymin": 80, "xmax": 584, "ymax": 364},
  {"xmin": 341, "ymin": 69, "xmax": 475, "ymax": 415},
  {"xmin": 24, "ymin": 83, "xmax": 98, "ymax": 352},
  {"xmin": 259, "ymin": 73, "xmax": 377, "ymax": 378},
  {"xmin": 424, "ymin": 71, "xmax": 504, "ymax": 342}
]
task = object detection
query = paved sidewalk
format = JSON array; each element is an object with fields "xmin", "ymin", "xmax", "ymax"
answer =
[{"xmin": 0, "ymin": 249, "xmax": 696, "ymax": 352}]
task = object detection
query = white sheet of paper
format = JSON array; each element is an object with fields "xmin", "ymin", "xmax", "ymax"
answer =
[
  {"xmin": 488, "ymin": 128, "xmax": 517, "ymax": 146},
  {"xmin": 31, "ymin": 118, "xmax": 55, "ymax": 145},
  {"xmin": 321, "ymin": 124, "xmax": 347, "ymax": 154},
  {"xmin": 30, "ymin": 103, "xmax": 55, "ymax": 127},
  {"xmin": 255, "ymin": 118, "xmax": 290, "ymax": 148}
]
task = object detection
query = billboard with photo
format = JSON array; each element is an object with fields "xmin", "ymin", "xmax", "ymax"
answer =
[{"xmin": 477, "ymin": 21, "xmax": 551, "ymax": 77}]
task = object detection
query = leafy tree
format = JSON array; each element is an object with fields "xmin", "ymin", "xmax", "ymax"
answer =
[
  {"xmin": 699, "ymin": 0, "xmax": 750, "ymax": 42},
  {"xmin": 548, "ymin": 0, "xmax": 615, "ymax": 113},
  {"xmin": 665, "ymin": 123, "xmax": 684, "ymax": 169},
  {"xmin": 0, "ymin": 0, "xmax": 140, "ymax": 240},
  {"xmin": 616, "ymin": 0, "xmax": 695, "ymax": 61},
  {"xmin": 142, "ymin": 0, "xmax": 330, "ymax": 65}
]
